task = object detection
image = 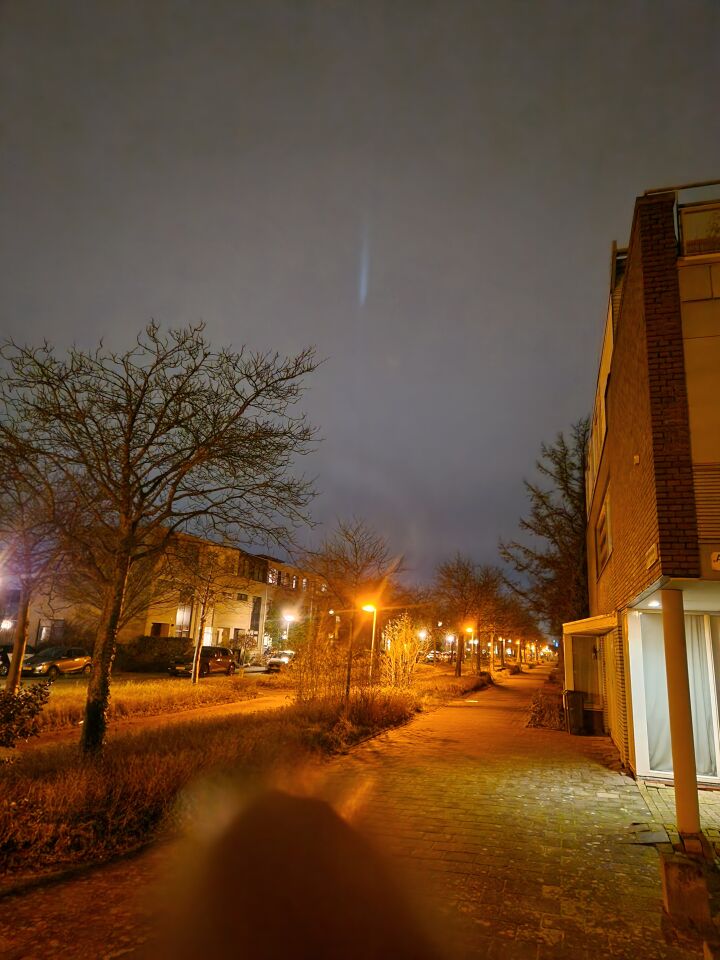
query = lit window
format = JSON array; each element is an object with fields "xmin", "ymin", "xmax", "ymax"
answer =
[{"xmin": 268, "ymin": 568, "xmax": 279, "ymax": 585}]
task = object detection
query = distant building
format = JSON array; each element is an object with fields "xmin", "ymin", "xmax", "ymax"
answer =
[
  {"xmin": 563, "ymin": 182, "xmax": 720, "ymax": 832},
  {"xmin": 0, "ymin": 535, "xmax": 326, "ymax": 657}
]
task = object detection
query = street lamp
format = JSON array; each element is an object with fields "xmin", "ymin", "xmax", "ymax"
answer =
[
  {"xmin": 362, "ymin": 603, "xmax": 378, "ymax": 682},
  {"xmin": 282, "ymin": 612, "xmax": 296, "ymax": 646}
]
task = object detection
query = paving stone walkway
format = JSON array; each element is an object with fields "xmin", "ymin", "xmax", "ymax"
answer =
[
  {"xmin": 0, "ymin": 666, "xmax": 713, "ymax": 959},
  {"xmin": 311, "ymin": 667, "xmax": 708, "ymax": 959}
]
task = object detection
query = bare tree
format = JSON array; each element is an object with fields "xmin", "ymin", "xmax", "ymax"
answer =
[
  {"xmin": 161, "ymin": 536, "xmax": 241, "ymax": 683},
  {"xmin": 0, "ymin": 324, "xmax": 318, "ymax": 753},
  {"xmin": 302, "ymin": 518, "xmax": 402, "ymax": 697},
  {"xmin": 434, "ymin": 556, "xmax": 505, "ymax": 677},
  {"xmin": 0, "ymin": 440, "xmax": 60, "ymax": 693},
  {"xmin": 499, "ymin": 418, "xmax": 590, "ymax": 651}
]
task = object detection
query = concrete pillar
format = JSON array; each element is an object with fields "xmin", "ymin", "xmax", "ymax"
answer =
[
  {"xmin": 660, "ymin": 589, "xmax": 701, "ymax": 837},
  {"xmin": 563, "ymin": 635, "xmax": 574, "ymax": 690}
]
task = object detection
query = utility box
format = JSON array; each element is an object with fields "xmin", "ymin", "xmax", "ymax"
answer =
[{"xmin": 564, "ymin": 689, "xmax": 585, "ymax": 735}]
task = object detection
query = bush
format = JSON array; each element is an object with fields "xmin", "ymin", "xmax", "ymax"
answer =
[
  {"xmin": 527, "ymin": 691, "xmax": 564, "ymax": 730},
  {"xmin": 0, "ymin": 683, "xmax": 52, "ymax": 749},
  {"xmin": 114, "ymin": 636, "xmax": 192, "ymax": 673}
]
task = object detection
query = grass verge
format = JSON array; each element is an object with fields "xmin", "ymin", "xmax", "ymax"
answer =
[
  {"xmin": 23, "ymin": 675, "xmax": 292, "ymax": 733},
  {"xmin": 0, "ymin": 670, "xmax": 490, "ymax": 882},
  {"xmin": 0, "ymin": 689, "xmax": 418, "ymax": 879}
]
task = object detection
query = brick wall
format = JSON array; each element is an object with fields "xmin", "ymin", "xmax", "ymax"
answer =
[
  {"xmin": 590, "ymin": 206, "xmax": 660, "ymax": 615},
  {"xmin": 639, "ymin": 195, "xmax": 700, "ymax": 578},
  {"xmin": 588, "ymin": 192, "xmax": 699, "ymax": 617}
]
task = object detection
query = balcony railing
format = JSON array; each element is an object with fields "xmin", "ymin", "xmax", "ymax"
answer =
[
  {"xmin": 678, "ymin": 201, "xmax": 720, "ymax": 257},
  {"xmin": 644, "ymin": 179, "xmax": 720, "ymax": 258}
]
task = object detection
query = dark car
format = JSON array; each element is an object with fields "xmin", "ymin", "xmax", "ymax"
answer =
[
  {"xmin": 0, "ymin": 642, "xmax": 36, "ymax": 676},
  {"xmin": 168, "ymin": 645, "xmax": 237, "ymax": 678},
  {"xmin": 21, "ymin": 646, "xmax": 92, "ymax": 680}
]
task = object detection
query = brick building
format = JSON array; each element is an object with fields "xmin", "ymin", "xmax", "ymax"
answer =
[{"xmin": 563, "ymin": 182, "xmax": 720, "ymax": 835}]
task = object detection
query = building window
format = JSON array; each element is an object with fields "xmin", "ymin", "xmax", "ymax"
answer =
[
  {"xmin": 292, "ymin": 575, "xmax": 298, "ymax": 590},
  {"xmin": 237, "ymin": 593, "xmax": 248, "ymax": 602},
  {"xmin": 268, "ymin": 568, "xmax": 279, "ymax": 585},
  {"xmin": 301, "ymin": 578, "xmax": 308, "ymax": 591},
  {"xmin": 595, "ymin": 493, "xmax": 612, "ymax": 574},
  {"xmin": 175, "ymin": 603, "xmax": 192, "ymax": 637}
]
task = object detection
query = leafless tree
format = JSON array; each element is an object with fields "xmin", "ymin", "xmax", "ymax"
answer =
[
  {"xmin": 302, "ymin": 518, "xmax": 402, "ymax": 697},
  {"xmin": 434, "ymin": 556, "xmax": 505, "ymax": 677},
  {"xmin": 0, "ymin": 324, "xmax": 318, "ymax": 753},
  {"xmin": 0, "ymin": 435, "xmax": 62, "ymax": 693},
  {"xmin": 161, "ymin": 535, "xmax": 241, "ymax": 683},
  {"xmin": 499, "ymin": 418, "xmax": 590, "ymax": 650}
]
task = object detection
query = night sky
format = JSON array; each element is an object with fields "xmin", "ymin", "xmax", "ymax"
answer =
[{"xmin": 2, "ymin": 1, "xmax": 719, "ymax": 580}]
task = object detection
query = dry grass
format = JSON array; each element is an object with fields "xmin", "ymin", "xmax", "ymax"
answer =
[
  {"xmin": 31, "ymin": 675, "xmax": 262, "ymax": 732},
  {"xmin": 410, "ymin": 664, "xmax": 491, "ymax": 708},
  {"xmin": 0, "ymin": 689, "xmax": 417, "ymax": 878}
]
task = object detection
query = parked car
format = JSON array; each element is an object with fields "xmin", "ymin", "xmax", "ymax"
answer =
[
  {"xmin": 266, "ymin": 649, "xmax": 295, "ymax": 673},
  {"xmin": 168, "ymin": 646, "xmax": 237, "ymax": 678},
  {"xmin": 0, "ymin": 642, "xmax": 36, "ymax": 677},
  {"xmin": 21, "ymin": 646, "xmax": 91, "ymax": 680}
]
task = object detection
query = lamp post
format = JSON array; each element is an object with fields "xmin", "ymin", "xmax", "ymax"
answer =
[
  {"xmin": 282, "ymin": 613, "xmax": 296, "ymax": 647},
  {"xmin": 362, "ymin": 603, "xmax": 378, "ymax": 683}
]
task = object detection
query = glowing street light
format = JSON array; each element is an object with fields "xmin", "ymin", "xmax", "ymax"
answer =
[
  {"xmin": 283, "ymin": 612, "xmax": 296, "ymax": 645},
  {"xmin": 362, "ymin": 603, "xmax": 378, "ymax": 682}
]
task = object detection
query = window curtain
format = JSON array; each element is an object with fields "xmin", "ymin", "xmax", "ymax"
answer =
[{"xmin": 641, "ymin": 613, "xmax": 716, "ymax": 777}]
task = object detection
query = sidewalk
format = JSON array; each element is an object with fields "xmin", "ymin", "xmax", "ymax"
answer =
[{"xmin": 312, "ymin": 667, "xmax": 707, "ymax": 959}]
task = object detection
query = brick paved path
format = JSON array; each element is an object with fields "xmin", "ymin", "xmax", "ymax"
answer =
[
  {"xmin": 312, "ymin": 667, "xmax": 706, "ymax": 959},
  {"xmin": 0, "ymin": 667, "xmax": 709, "ymax": 959}
]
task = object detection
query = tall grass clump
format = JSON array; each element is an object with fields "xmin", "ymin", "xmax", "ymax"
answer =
[{"xmin": 32, "ymin": 675, "xmax": 259, "ymax": 732}]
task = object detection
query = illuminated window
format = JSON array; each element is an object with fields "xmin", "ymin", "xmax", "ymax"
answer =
[
  {"xmin": 175, "ymin": 604, "xmax": 192, "ymax": 637},
  {"xmin": 268, "ymin": 568, "xmax": 279, "ymax": 585},
  {"xmin": 595, "ymin": 493, "xmax": 612, "ymax": 573}
]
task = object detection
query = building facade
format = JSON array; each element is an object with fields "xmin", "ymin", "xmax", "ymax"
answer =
[
  {"xmin": 0, "ymin": 537, "xmax": 326, "ymax": 658},
  {"xmin": 563, "ymin": 184, "xmax": 720, "ymax": 811}
]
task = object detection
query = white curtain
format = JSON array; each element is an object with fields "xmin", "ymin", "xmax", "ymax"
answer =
[{"xmin": 640, "ymin": 613, "xmax": 716, "ymax": 778}]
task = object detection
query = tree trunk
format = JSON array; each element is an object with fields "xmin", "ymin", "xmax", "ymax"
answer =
[
  {"xmin": 81, "ymin": 552, "xmax": 130, "ymax": 756},
  {"xmin": 500, "ymin": 637, "xmax": 505, "ymax": 669},
  {"xmin": 455, "ymin": 635, "xmax": 464, "ymax": 677},
  {"xmin": 476, "ymin": 634, "xmax": 482, "ymax": 675},
  {"xmin": 490, "ymin": 631, "xmax": 495, "ymax": 673},
  {"xmin": 192, "ymin": 612, "xmax": 207, "ymax": 684},
  {"xmin": 344, "ymin": 612, "xmax": 356, "ymax": 702},
  {"xmin": 6, "ymin": 584, "xmax": 31, "ymax": 695}
]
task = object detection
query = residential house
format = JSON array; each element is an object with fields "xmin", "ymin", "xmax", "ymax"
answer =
[{"xmin": 563, "ymin": 181, "xmax": 720, "ymax": 835}]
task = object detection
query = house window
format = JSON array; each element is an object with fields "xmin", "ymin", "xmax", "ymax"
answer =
[
  {"xmin": 292, "ymin": 575, "xmax": 298, "ymax": 590},
  {"xmin": 237, "ymin": 593, "xmax": 248, "ymax": 602},
  {"xmin": 175, "ymin": 604, "xmax": 192, "ymax": 637},
  {"xmin": 268, "ymin": 568, "xmax": 279, "ymax": 585},
  {"xmin": 595, "ymin": 493, "xmax": 612, "ymax": 573},
  {"xmin": 301, "ymin": 578, "xmax": 308, "ymax": 591}
]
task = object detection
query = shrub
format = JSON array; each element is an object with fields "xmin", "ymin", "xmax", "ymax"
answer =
[
  {"xmin": 527, "ymin": 691, "xmax": 564, "ymax": 730},
  {"xmin": 0, "ymin": 683, "xmax": 52, "ymax": 749},
  {"xmin": 114, "ymin": 636, "xmax": 192, "ymax": 673},
  {"xmin": 380, "ymin": 614, "xmax": 421, "ymax": 688}
]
